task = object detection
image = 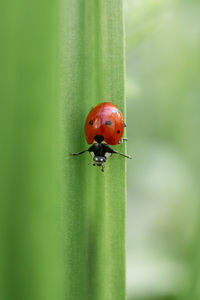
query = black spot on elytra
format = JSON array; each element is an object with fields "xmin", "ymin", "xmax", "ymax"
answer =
[
  {"xmin": 117, "ymin": 130, "xmax": 120, "ymax": 134},
  {"xmin": 105, "ymin": 120, "xmax": 112, "ymax": 125},
  {"xmin": 89, "ymin": 120, "xmax": 93, "ymax": 125}
]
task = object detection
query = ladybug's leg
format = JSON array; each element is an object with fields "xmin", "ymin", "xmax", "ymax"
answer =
[
  {"xmin": 71, "ymin": 149, "xmax": 88, "ymax": 156},
  {"xmin": 103, "ymin": 144, "xmax": 131, "ymax": 159},
  {"xmin": 118, "ymin": 123, "xmax": 128, "ymax": 144},
  {"xmin": 112, "ymin": 150, "xmax": 132, "ymax": 159},
  {"xmin": 118, "ymin": 137, "xmax": 128, "ymax": 144}
]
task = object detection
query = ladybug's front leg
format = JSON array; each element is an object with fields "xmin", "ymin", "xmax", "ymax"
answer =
[
  {"xmin": 113, "ymin": 150, "xmax": 132, "ymax": 159},
  {"xmin": 104, "ymin": 144, "xmax": 132, "ymax": 159},
  {"xmin": 71, "ymin": 149, "xmax": 88, "ymax": 156}
]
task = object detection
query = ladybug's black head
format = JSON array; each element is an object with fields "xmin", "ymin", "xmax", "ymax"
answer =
[{"xmin": 93, "ymin": 156, "xmax": 106, "ymax": 166}]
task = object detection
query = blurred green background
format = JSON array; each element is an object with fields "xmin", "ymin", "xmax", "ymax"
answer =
[
  {"xmin": 1, "ymin": 0, "xmax": 200, "ymax": 299},
  {"xmin": 125, "ymin": 0, "xmax": 200, "ymax": 299}
]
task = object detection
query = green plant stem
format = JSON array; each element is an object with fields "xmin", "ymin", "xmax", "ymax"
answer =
[{"xmin": 60, "ymin": 0, "xmax": 126, "ymax": 299}]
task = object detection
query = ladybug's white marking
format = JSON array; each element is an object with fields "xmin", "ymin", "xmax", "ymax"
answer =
[
  {"xmin": 90, "ymin": 151, "xmax": 95, "ymax": 157},
  {"xmin": 105, "ymin": 152, "xmax": 112, "ymax": 158}
]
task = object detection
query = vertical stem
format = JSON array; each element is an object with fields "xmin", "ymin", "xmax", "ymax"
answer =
[{"xmin": 60, "ymin": 0, "xmax": 126, "ymax": 299}]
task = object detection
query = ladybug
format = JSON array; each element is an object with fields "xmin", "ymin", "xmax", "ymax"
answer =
[{"xmin": 72, "ymin": 102, "xmax": 132, "ymax": 171}]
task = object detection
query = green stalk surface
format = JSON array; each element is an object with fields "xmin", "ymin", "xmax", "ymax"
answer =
[{"xmin": 60, "ymin": 1, "xmax": 126, "ymax": 299}]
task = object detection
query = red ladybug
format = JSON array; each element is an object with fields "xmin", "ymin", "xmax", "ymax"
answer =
[{"xmin": 72, "ymin": 102, "xmax": 131, "ymax": 171}]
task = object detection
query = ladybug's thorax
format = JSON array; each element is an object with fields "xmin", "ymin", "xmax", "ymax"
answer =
[
  {"xmin": 88, "ymin": 142, "xmax": 106, "ymax": 167},
  {"xmin": 90, "ymin": 142, "xmax": 105, "ymax": 157}
]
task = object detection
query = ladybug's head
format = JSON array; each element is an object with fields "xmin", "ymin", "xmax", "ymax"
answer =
[{"xmin": 93, "ymin": 156, "xmax": 106, "ymax": 167}]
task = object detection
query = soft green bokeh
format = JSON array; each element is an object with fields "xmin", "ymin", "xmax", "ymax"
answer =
[
  {"xmin": 0, "ymin": 1, "xmax": 61, "ymax": 300},
  {"xmin": 125, "ymin": 0, "xmax": 200, "ymax": 299},
  {"xmin": 1, "ymin": 1, "xmax": 126, "ymax": 300}
]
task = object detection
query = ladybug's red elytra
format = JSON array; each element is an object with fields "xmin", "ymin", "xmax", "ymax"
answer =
[{"xmin": 72, "ymin": 102, "xmax": 131, "ymax": 172}]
